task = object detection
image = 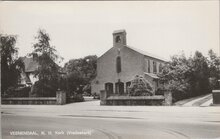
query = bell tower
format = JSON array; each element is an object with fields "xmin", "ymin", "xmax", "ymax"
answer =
[{"xmin": 113, "ymin": 29, "xmax": 127, "ymax": 47}]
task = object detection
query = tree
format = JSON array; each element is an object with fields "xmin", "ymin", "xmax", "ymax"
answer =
[
  {"xmin": 64, "ymin": 55, "xmax": 97, "ymax": 95},
  {"xmin": 0, "ymin": 34, "xmax": 24, "ymax": 95},
  {"xmin": 189, "ymin": 51, "xmax": 210, "ymax": 96},
  {"xmin": 158, "ymin": 51, "xmax": 211, "ymax": 101},
  {"xmin": 207, "ymin": 49, "xmax": 220, "ymax": 89},
  {"xmin": 30, "ymin": 29, "xmax": 62, "ymax": 97},
  {"xmin": 158, "ymin": 53, "xmax": 191, "ymax": 96}
]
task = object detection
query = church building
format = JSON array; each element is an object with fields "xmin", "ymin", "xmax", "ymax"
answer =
[{"xmin": 91, "ymin": 30, "xmax": 167, "ymax": 96}]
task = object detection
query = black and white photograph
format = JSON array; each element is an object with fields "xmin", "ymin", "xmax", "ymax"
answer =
[{"xmin": 0, "ymin": 0, "xmax": 220, "ymax": 139}]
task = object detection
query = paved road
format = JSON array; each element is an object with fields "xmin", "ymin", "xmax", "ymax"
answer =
[{"xmin": 2, "ymin": 101, "xmax": 220, "ymax": 139}]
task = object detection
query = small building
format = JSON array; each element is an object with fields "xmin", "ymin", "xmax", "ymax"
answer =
[
  {"xmin": 19, "ymin": 55, "xmax": 63, "ymax": 87},
  {"xmin": 19, "ymin": 56, "xmax": 39, "ymax": 86},
  {"xmin": 91, "ymin": 30, "xmax": 167, "ymax": 95}
]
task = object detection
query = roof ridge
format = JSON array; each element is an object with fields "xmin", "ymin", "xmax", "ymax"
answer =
[{"xmin": 126, "ymin": 45, "xmax": 167, "ymax": 62}]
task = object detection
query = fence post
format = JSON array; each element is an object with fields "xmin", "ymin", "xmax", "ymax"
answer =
[
  {"xmin": 164, "ymin": 90, "xmax": 172, "ymax": 106},
  {"xmin": 56, "ymin": 90, "xmax": 66, "ymax": 105},
  {"xmin": 100, "ymin": 90, "xmax": 107, "ymax": 105}
]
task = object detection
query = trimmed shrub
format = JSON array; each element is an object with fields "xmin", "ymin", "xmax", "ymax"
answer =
[{"xmin": 129, "ymin": 75, "xmax": 153, "ymax": 96}]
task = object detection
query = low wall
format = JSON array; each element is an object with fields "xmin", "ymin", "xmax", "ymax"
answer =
[
  {"xmin": 2, "ymin": 91, "xmax": 66, "ymax": 105},
  {"xmin": 105, "ymin": 96, "xmax": 165, "ymax": 106},
  {"xmin": 1, "ymin": 97, "xmax": 57, "ymax": 105},
  {"xmin": 212, "ymin": 90, "xmax": 220, "ymax": 105},
  {"xmin": 100, "ymin": 90, "xmax": 173, "ymax": 106}
]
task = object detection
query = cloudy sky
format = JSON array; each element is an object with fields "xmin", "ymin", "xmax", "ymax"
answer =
[{"xmin": 0, "ymin": 1, "xmax": 219, "ymax": 65}]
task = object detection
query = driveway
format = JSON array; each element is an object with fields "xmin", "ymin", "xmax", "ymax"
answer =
[{"xmin": 175, "ymin": 94, "xmax": 213, "ymax": 106}]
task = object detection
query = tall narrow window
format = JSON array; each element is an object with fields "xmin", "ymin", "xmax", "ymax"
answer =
[
  {"xmin": 153, "ymin": 61, "xmax": 157, "ymax": 73},
  {"xmin": 159, "ymin": 63, "xmax": 163, "ymax": 73},
  {"xmin": 148, "ymin": 60, "xmax": 150, "ymax": 73},
  {"xmin": 116, "ymin": 56, "xmax": 121, "ymax": 73}
]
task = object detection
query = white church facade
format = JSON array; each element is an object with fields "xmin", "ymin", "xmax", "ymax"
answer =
[{"xmin": 91, "ymin": 30, "xmax": 166, "ymax": 95}]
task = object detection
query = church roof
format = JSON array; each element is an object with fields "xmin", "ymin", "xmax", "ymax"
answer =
[
  {"xmin": 113, "ymin": 29, "xmax": 126, "ymax": 34},
  {"xmin": 144, "ymin": 72, "xmax": 159, "ymax": 79},
  {"xmin": 126, "ymin": 45, "xmax": 167, "ymax": 62}
]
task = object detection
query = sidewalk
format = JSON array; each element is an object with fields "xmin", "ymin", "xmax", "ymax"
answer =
[{"xmin": 175, "ymin": 94, "xmax": 213, "ymax": 107}]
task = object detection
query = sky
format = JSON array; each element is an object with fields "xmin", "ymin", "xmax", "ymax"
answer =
[{"xmin": 0, "ymin": 1, "xmax": 219, "ymax": 66}]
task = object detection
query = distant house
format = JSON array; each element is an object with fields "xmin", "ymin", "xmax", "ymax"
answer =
[
  {"xmin": 19, "ymin": 55, "xmax": 64, "ymax": 87},
  {"xmin": 91, "ymin": 30, "xmax": 167, "ymax": 95},
  {"xmin": 19, "ymin": 55, "xmax": 39, "ymax": 86}
]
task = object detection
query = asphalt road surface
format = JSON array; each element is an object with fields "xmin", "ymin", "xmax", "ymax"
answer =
[{"xmin": 2, "ymin": 101, "xmax": 220, "ymax": 139}]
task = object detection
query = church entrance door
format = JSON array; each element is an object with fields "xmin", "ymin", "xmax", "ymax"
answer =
[
  {"xmin": 115, "ymin": 82, "xmax": 124, "ymax": 94},
  {"xmin": 105, "ymin": 83, "xmax": 113, "ymax": 94}
]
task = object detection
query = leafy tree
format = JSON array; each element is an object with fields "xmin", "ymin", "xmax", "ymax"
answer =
[
  {"xmin": 189, "ymin": 51, "xmax": 210, "ymax": 96},
  {"xmin": 159, "ymin": 51, "xmax": 211, "ymax": 101},
  {"xmin": 0, "ymin": 34, "xmax": 24, "ymax": 95},
  {"xmin": 30, "ymin": 29, "xmax": 62, "ymax": 97},
  {"xmin": 64, "ymin": 55, "xmax": 97, "ymax": 95},
  {"xmin": 207, "ymin": 49, "xmax": 220, "ymax": 89},
  {"xmin": 159, "ymin": 53, "xmax": 191, "ymax": 96}
]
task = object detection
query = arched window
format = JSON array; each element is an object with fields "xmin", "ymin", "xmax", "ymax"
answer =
[{"xmin": 116, "ymin": 56, "xmax": 121, "ymax": 73}]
